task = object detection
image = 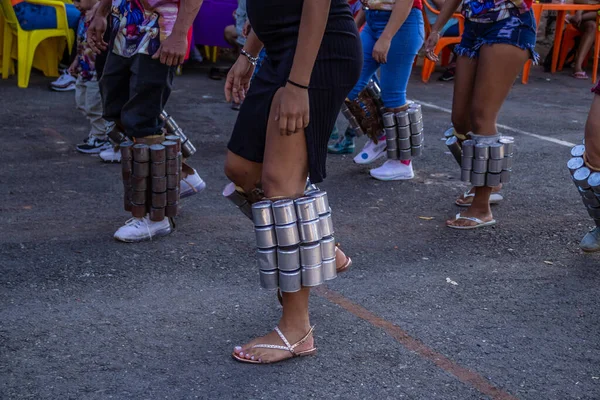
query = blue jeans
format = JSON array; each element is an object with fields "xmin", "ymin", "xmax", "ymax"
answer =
[
  {"xmin": 348, "ymin": 8, "xmax": 424, "ymax": 108},
  {"xmin": 13, "ymin": 2, "xmax": 80, "ymax": 31}
]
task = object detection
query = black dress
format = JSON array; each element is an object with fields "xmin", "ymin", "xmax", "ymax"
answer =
[{"xmin": 227, "ymin": 0, "xmax": 362, "ymax": 183}]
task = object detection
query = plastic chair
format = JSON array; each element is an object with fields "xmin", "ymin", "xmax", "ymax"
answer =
[
  {"xmin": 557, "ymin": 23, "xmax": 590, "ymax": 71},
  {"xmin": 0, "ymin": 13, "xmax": 15, "ymax": 74},
  {"xmin": 420, "ymin": 0, "xmax": 464, "ymax": 83},
  {"xmin": 0, "ymin": 0, "xmax": 73, "ymax": 88}
]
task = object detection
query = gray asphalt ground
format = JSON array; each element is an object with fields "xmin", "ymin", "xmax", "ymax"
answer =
[{"xmin": 1, "ymin": 59, "xmax": 599, "ymax": 400}]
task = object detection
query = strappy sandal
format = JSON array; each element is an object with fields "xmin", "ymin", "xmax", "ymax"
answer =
[
  {"xmin": 277, "ymin": 245, "xmax": 352, "ymax": 305},
  {"xmin": 232, "ymin": 326, "xmax": 317, "ymax": 364},
  {"xmin": 446, "ymin": 213, "xmax": 496, "ymax": 230}
]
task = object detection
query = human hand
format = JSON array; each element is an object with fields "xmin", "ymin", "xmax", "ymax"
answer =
[
  {"xmin": 372, "ymin": 37, "xmax": 391, "ymax": 64},
  {"xmin": 224, "ymin": 55, "xmax": 255, "ymax": 103},
  {"xmin": 423, "ymin": 31, "xmax": 440, "ymax": 62},
  {"xmin": 152, "ymin": 31, "xmax": 188, "ymax": 66},
  {"xmin": 242, "ymin": 20, "xmax": 251, "ymax": 37},
  {"xmin": 87, "ymin": 5, "xmax": 109, "ymax": 54},
  {"xmin": 274, "ymin": 84, "xmax": 309, "ymax": 135},
  {"xmin": 67, "ymin": 62, "xmax": 78, "ymax": 76}
]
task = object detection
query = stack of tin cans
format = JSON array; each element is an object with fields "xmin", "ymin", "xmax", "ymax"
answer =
[
  {"xmin": 460, "ymin": 137, "xmax": 514, "ymax": 186},
  {"xmin": 159, "ymin": 111, "xmax": 197, "ymax": 158},
  {"xmin": 253, "ymin": 190, "xmax": 336, "ymax": 292},
  {"xmin": 120, "ymin": 136, "xmax": 183, "ymax": 220},
  {"xmin": 568, "ymin": 144, "xmax": 600, "ymax": 222},
  {"xmin": 222, "ymin": 182, "xmax": 254, "ymax": 220},
  {"xmin": 384, "ymin": 103, "xmax": 424, "ymax": 161}
]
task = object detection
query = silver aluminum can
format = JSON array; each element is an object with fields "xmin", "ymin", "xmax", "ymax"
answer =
[
  {"xmin": 472, "ymin": 158, "xmax": 488, "ymax": 174},
  {"xmin": 583, "ymin": 195, "xmax": 600, "ymax": 208},
  {"xmin": 277, "ymin": 246, "xmax": 301, "ymax": 272},
  {"xmin": 279, "ymin": 269, "xmax": 302, "ymax": 293},
  {"xmin": 384, "ymin": 127, "xmax": 397, "ymax": 140},
  {"xmin": 255, "ymin": 225, "xmax": 277, "ymax": 249},
  {"xmin": 302, "ymin": 265, "xmax": 324, "ymax": 287},
  {"xmin": 294, "ymin": 197, "xmax": 319, "ymax": 222},
  {"xmin": 319, "ymin": 213, "xmax": 335, "ymax": 237},
  {"xmin": 307, "ymin": 190, "xmax": 330, "ymax": 215},
  {"xmin": 395, "ymin": 111, "xmax": 410, "ymax": 126},
  {"xmin": 461, "ymin": 156, "xmax": 473, "ymax": 170},
  {"xmin": 400, "ymin": 149, "xmax": 412, "ymax": 161},
  {"xmin": 579, "ymin": 186, "xmax": 596, "ymax": 199},
  {"xmin": 382, "ymin": 112, "xmax": 396, "ymax": 128},
  {"xmin": 252, "ymin": 200, "xmax": 274, "ymax": 227},
  {"xmin": 409, "ymin": 102, "xmax": 422, "ymax": 116},
  {"xmin": 571, "ymin": 144, "xmax": 585, "ymax": 158},
  {"xmin": 133, "ymin": 161, "xmax": 150, "ymax": 177},
  {"xmin": 503, "ymin": 155, "xmax": 514, "ymax": 170},
  {"xmin": 460, "ymin": 169, "xmax": 471, "ymax": 182},
  {"xmin": 387, "ymin": 148, "xmax": 399, "ymax": 160},
  {"xmin": 411, "ymin": 145, "xmax": 423, "ymax": 157},
  {"xmin": 474, "ymin": 143, "xmax": 489, "ymax": 160},
  {"xmin": 500, "ymin": 169, "xmax": 512, "ymax": 183},
  {"xmin": 587, "ymin": 206, "xmax": 600, "ymax": 219},
  {"xmin": 398, "ymin": 137, "xmax": 411, "ymax": 150},
  {"xmin": 573, "ymin": 167, "xmax": 592, "ymax": 189},
  {"xmin": 488, "ymin": 158, "xmax": 503, "ymax": 174},
  {"xmin": 471, "ymin": 172, "xmax": 486, "ymax": 187},
  {"xmin": 443, "ymin": 127, "xmax": 455, "ymax": 139},
  {"xmin": 348, "ymin": 115, "xmax": 361, "ymax": 130},
  {"xmin": 588, "ymin": 172, "xmax": 600, "ymax": 193},
  {"xmin": 181, "ymin": 140, "xmax": 197, "ymax": 159},
  {"xmin": 299, "ymin": 219, "xmax": 322, "ymax": 243},
  {"xmin": 461, "ymin": 140, "xmax": 475, "ymax": 158},
  {"xmin": 568, "ymin": 157, "xmax": 585, "ymax": 176},
  {"xmin": 411, "ymin": 132, "xmax": 424, "ymax": 146},
  {"xmin": 397, "ymin": 125, "xmax": 411, "ymax": 139},
  {"xmin": 259, "ymin": 269, "xmax": 279, "ymax": 290},
  {"xmin": 486, "ymin": 172, "xmax": 501, "ymax": 187},
  {"xmin": 446, "ymin": 136, "xmax": 462, "ymax": 166},
  {"xmin": 275, "ymin": 222, "xmax": 301, "ymax": 247},
  {"xmin": 499, "ymin": 137, "xmax": 515, "ymax": 155},
  {"xmin": 320, "ymin": 236, "xmax": 336, "ymax": 260},
  {"xmin": 322, "ymin": 258, "xmax": 337, "ymax": 281},
  {"xmin": 386, "ymin": 138, "xmax": 398, "ymax": 151},
  {"xmin": 489, "ymin": 142, "xmax": 505, "ymax": 159},
  {"xmin": 133, "ymin": 143, "xmax": 150, "ymax": 162},
  {"xmin": 410, "ymin": 119, "xmax": 423, "ymax": 134},
  {"xmin": 341, "ymin": 105, "xmax": 353, "ymax": 120},
  {"xmin": 222, "ymin": 182, "xmax": 246, "ymax": 207},
  {"xmin": 257, "ymin": 247, "xmax": 277, "ymax": 271},
  {"xmin": 300, "ymin": 242, "xmax": 322, "ymax": 267},
  {"xmin": 120, "ymin": 141, "xmax": 134, "ymax": 161},
  {"xmin": 408, "ymin": 107, "xmax": 420, "ymax": 123},
  {"xmin": 272, "ymin": 199, "xmax": 297, "ymax": 225}
]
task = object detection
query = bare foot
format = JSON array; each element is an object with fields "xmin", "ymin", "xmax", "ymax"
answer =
[
  {"xmin": 455, "ymin": 185, "xmax": 502, "ymax": 206},
  {"xmin": 446, "ymin": 208, "xmax": 494, "ymax": 228},
  {"xmin": 335, "ymin": 246, "xmax": 351, "ymax": 272},
  {"xmin": 232, "ymin": 325, "xmax": 315, "ymax": 364}
]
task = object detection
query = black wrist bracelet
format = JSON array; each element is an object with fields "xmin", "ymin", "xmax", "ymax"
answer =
[{"xmin": 287, "ymin": 79, "xmax": 309, "ymax": 90}]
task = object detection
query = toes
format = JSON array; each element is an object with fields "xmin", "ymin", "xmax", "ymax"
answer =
[
  {"xmin": 244, "ymin": 353, "xmax": 252, "ymax": 360},
  {"xmin": 234, "ymin": 346, "xmax": 242, "ymax": 354}
]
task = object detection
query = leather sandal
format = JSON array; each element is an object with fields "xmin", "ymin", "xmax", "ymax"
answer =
[{"xmin": 232, "ymin": 326, "xmax": 317, "ymax": 364}]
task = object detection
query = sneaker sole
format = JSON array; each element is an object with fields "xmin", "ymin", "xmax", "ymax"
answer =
[
  {"xmin": 51, "ymin": 86, "xmax": 76, "ymax": 92},
  {"xmin": 77, "ymin": 146, "xmax": 111, "ymax": 154},
  {"xmin": 354, "ymin": 150, "xmax": 386, "ymax": 165},
  {"xmin": 181, "ymin": 180, "xmax": 207, "ymax": 199},
  {"xmin": 114, "ymin": 226, "xmax": 172, "ymax": 243},
  {"xmin": 100, "ymin": 157, "xmax": 121, "ymax": 163},
  {"xmin": 370, "ymin": 173, "xmax": 415, "ymax": 181}
]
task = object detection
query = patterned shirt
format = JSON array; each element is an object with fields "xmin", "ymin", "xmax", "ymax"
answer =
[
  {"xmin": 76, "ymin": 14, "xmax": 97, "ymax": 81},
  {"xmin": 462, "ymin": 0, "xmax": 533, "ymax": 23},
  {"xmin": 111, "ymin": 0, "xmax": 179, "ymax": 57}
]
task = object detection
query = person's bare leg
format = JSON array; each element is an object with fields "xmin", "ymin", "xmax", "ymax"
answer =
[
  {"xmin": 223, "ymin": 25, "xmax": 240, "ymax": 52},
  {"xmin": 574, "ymin": 20, "xmax": 596, "ymax": 74},
  {"xmin": 447, "ymin": 44, "xmax": 528, "ymax": 227},
  {"xmin": 233, "ymin": 89, "xmax": 314, "ymax": 363},
  {"xmin": 224, "ymin": 150, "xmax": 262, "ymax": 193}
]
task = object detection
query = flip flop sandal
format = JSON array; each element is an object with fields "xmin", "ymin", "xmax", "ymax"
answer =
[
  {"xmin": 277, "ymin": 245, "xmax": 351, "ymax": 305},
  {"xmin": 447, "ymin": 213, "xmax": 496, "ymax": 230},
  {"xmin": 455, "ymin": 191, "xmax": 504, "ymax": 207},
  {"xmin": 572, "ymin": 72, "xmax": 589, "ymax": 80},
  {"xmin": 232, "ymin": 326, "xmax": 317, "ymax": 364}
]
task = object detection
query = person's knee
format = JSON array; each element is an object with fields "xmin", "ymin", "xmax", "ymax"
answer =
[
  {"xmin": 224, "ymin": 157, "xmax": 244, "ymax": 186},
  {"xmin": 224, "ymin": 25, "xmax": 238, "ymax": 46},
  {"xmin": 469, "ymin": 105, "xmax": 497, "ymax": 134},
  {"xmin": 583, "ymin": 21, "xmax": 596, "ymax": 33}
]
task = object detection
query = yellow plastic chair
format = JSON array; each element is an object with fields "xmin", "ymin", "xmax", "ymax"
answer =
[
  {"xmin": 0, "ymin": 13, "xmax": 16, "ymax": 75},
  {"xmin": 1, "ymin": 0, "xmax": 73, "ymax": 87}
]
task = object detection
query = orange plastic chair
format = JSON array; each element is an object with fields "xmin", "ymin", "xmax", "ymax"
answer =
[
  {"xmin": 421, "ymin": 0, "xmax": 464, "ymax": 83},
  {"xmin": 0, "ymin": 0, "xmax": 73, "ymax": 88},
  {"xmin": 557, "ymin": 23, "xmax": 590, "ymax": 71}
]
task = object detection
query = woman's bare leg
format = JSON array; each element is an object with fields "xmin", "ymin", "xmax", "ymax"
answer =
[
  {"xmin": 447, "ymin": 44, "xmax": 528, "ymax": 227},
  {"xmin": 574, "ymin": 20, "xmax": 596, "ymax": 74},
  {"xmin": 233, "ymin": 89, "xmax": 315, "ymax": 363}
]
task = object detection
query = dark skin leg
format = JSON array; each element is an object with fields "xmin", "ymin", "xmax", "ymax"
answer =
[
  {"xmin": 584, "ymin": 94, "xmax": 600, "ymax": 169},
  {"xmin": 447, "ymin": 44, "xmax": 528, "ymax": 227},
  {"xmin": 574, "ymin": 19, "xmax": 596, "ymax": 74}
]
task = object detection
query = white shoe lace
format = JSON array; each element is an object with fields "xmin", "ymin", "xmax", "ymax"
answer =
[{"xmin": 123, "ymin": 216, "xmax": 155, "ymax": 240}]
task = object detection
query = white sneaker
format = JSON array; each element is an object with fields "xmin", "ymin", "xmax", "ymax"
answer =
[
  {"xmin": 76, "ymin": 137, "xmax": 112, "ymax": 154},
  {"xmin": 353, "ymin": 136, "xmax": 387, "ymax": 165},
  {"xmin": 50, "ymin": 71, "xmax": 76, "ymax": 91},
  {"xmin": 369, "ymin": 160, "xmax": 415, "ymax": 181},
  {"xmin": 99, "ymin": 147, "xmax": 122, "ymax": 163},
  {"xmin": 114, "ymin": 215, "xmax": 172, "ymax": 242},
  {"xmin": 180, "ymin": 168, "xmax": 207, "ymax": 199}
]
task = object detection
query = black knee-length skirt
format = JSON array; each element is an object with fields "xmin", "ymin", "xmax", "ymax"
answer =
[{"xmin": 227, "ymin": 0, "xmax": 362, "ymax": 183}]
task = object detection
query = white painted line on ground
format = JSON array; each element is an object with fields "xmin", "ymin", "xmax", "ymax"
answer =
[{"xmin": 413, "ymin": 99, "xmax": 577, "ymax": 148}]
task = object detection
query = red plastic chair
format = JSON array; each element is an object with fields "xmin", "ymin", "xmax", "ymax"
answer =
[{"xmin": 420, "ymin": 0, "xmax": 464, "ymax": 83}]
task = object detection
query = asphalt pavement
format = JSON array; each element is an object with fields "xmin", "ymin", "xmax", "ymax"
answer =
[{"xmin": 1, "ymin": 63, "xmax": 599, "ymax": 400}]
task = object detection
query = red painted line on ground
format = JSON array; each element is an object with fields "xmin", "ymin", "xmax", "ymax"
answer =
[{"xmin": 315, "ymin": 287, "xmax": 518, "ymax": 400}]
